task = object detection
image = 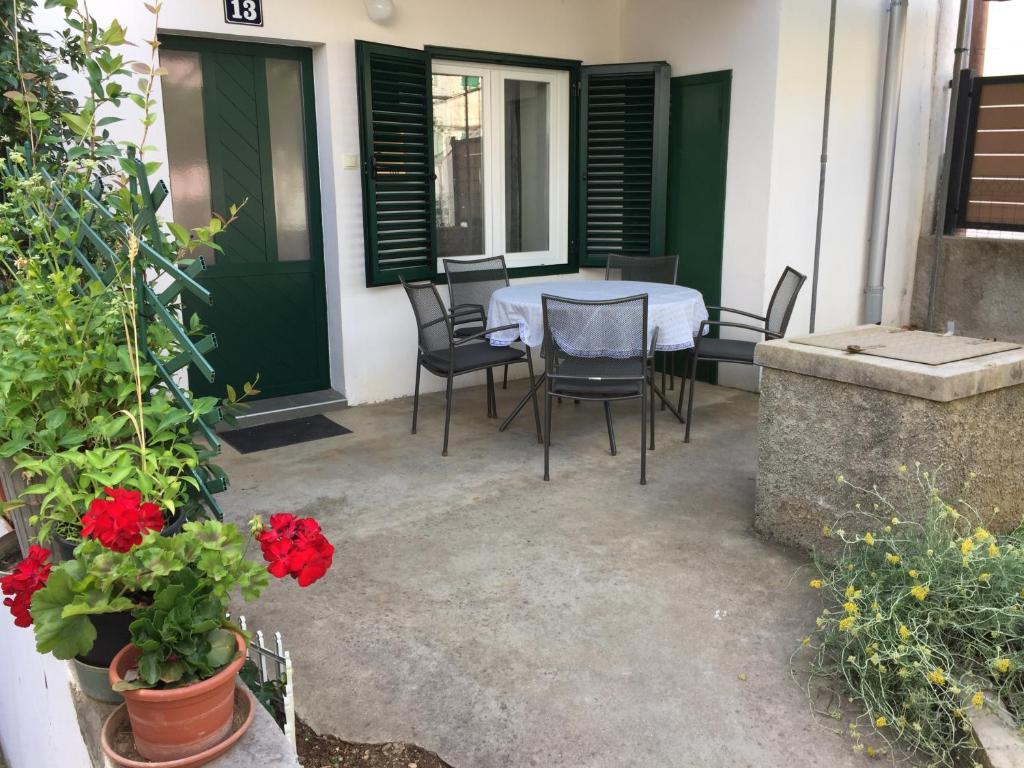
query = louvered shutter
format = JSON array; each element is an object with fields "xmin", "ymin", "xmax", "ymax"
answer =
[
  {"xmin": 356, "ymin": 41, "xmax": 436, "ymax": 286},
  {"xmin": 578, "ymin": 62, "xmax": 671, "ymax": 268}
]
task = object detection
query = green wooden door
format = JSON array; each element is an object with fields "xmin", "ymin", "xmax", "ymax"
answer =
[
  {"xmin": 664, "ymin": 70, "xmax": 731, "ymax": 384},
  {"xmin": 161, "ymin": 37, "xmax": 329, "ymax": 401}
]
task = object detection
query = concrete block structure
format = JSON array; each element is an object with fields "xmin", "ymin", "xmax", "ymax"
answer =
[{"xmin": 754, "ymin": 328, "xmax": 1024, "ymax": 552}]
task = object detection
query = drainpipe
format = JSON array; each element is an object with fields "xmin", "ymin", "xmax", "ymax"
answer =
[
  {"xmin": 863, "ymin": 0, "xmax": 909, "ymax": 324},
  {"xmin": 925, "ymin": 0, "xmax": 974, "ymax": 330},
  {"xmin": 809, "ymin": 0, "xmax": 838, "ymax": 333}
]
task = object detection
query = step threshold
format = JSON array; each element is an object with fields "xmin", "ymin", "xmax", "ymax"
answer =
[{"xmin": 225, "ymin": 389, "xmax": 347, "ymax": 429}]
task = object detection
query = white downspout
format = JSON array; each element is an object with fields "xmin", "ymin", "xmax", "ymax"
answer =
[{"xmin": 863, "ymin": 0, "xmax": 909, "ymax": 324}]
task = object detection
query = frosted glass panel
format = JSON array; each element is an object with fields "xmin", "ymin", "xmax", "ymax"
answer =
[
  {"xmin": 161, "ymin": 50, "xmax": 214, "ymax": 263},
  {"xmin": 266, "ymin": 58, "xmax": 311, "ymax": 262},
  {"xmin": 504, "ymin": 80, "xmax": 549, "ymax": 253}
]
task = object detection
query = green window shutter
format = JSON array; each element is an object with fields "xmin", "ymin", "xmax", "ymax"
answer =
[
  {"xmin": 355, "ymin": 41, "xmax": 436, "ymax": 287},
  {"xmin": 578, "ymin": 62, "xmax": 671, "ymax": 268}
]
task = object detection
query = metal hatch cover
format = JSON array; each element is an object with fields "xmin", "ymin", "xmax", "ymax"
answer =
[{"xmin": 790, "ymin": 326, "xmax": 1021, "ymax": 366}]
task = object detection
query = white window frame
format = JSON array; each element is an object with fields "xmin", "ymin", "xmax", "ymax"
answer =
[{"xmin": 432, "ymin": 60, "xmax": 570, "ymax": 273}]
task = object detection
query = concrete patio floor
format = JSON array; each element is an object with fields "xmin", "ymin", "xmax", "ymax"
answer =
[{"xmin": 217, "ymin": 379, "xmax": 860, "ymax": 768}]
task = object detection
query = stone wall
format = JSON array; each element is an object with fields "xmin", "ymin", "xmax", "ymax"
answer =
[
  {"xmin": 911, "ymin": 235, "xmax": 1024, "ymax": 342},
  {"xmin": 754, "ymin": 368, "xmax": 1024, "ymax": 553}
]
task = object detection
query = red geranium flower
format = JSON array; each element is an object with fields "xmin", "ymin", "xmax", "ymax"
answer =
[
  {"xmin": 1, "ymin": 545, "xmax": 52, "ymax": 628},
  {"xmin": 257, "ymin": 513, "xmax": 334, "ymax": 587},
  {"xmin": 81, "ymin": 487, "xmax": 164, "ymax": 553}
]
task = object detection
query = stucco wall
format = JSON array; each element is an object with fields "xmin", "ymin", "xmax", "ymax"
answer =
[
  {"xmin": 911, "ymin": 235, "xmax": 1024, "ymax": 342},
  {"xmin": 0, "ymin": 612, "xmax": 91, "ymax": 768},
  {"xmin": 618, "ymin": 0, "xmax": 782, "ymax": 390},
  {"xmin": 619, "ymin": 0, "xmax": 952, "ymax": 390},
  {"xmin": 764, "ymin": 0, "xmax": 947, "ymax": 337}
]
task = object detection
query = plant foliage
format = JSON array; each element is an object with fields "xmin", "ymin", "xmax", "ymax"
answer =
[{"xmin": 801, "ymin": 466, "xmax": 1024, "ymax": 766}]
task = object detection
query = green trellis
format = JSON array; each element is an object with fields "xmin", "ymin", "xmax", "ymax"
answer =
[{"xmin": 6, "ymin": 152, "xmax": 229, "ymax": 520}]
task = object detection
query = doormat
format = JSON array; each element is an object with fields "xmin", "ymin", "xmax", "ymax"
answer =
[{"xmin": 221, "ymin": 415, "xmax": 351, "ymax": 454}]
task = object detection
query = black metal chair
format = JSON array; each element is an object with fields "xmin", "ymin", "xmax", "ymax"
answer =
[
  {"xmin": 401, "ymin": 277, "xmax": 542, "ymax": 456},
  {"xmin": 444, "ymin": 256, "xmax": 515, "ymax": 393},
  {"xmin": 605, "ymin": 253, "xmax": 680, "ymax": 409},
  {"xmin": 541, "ymin": 293, "xmax": 657, "ymax": 485},
  {"xmin": 604, "ymin": 253, "xmax": 679, "ymax": 284},
  {"xmin": 679, "ymin": 266, "xmax": 807, "ymax": 442}
]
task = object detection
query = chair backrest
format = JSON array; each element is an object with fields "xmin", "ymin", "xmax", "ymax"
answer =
[
  {"xmin": 541, "ymin": 294, "xmax": 649, "ymax": 380},
  {"xmin": 401, "ymin": 278, "xmax": 452, "ymax": 354},
  {"xmin": 604, "ymin": 254, "xmax": 678, "ymax": 285},
  {"xmin": 765, "ymin": 266, "xmax": 808, "ymax": 337},
  {"xmin": 443, "ymin": 256, "xmax": 510, "ymax": 321}
]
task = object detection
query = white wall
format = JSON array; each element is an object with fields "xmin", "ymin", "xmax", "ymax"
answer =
[
  {"xmin": 0, "ymin": 613, "xmax": 91, "ymax": 768},
  {"xmin": 621, "ymin": 0, "xmax": 951, "ymax": 388},
  {"xmin": 77, "ymin": 0, "xmax": 621, "ymax": 405},
  {"xmin": 763, "ymin": 0, "xmax": 950, "ymax": 337},
  {"xmin": 619, "ymin": 0, "xmax": 783, "ymax": 390}
]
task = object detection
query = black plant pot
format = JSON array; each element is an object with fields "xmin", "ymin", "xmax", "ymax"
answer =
[
  {"xmin": 78, "ymin": 610, "xmax": 136, "ymax": 668},
  {"xmin": 51, "ymin": 508, "xmax": 187, "ymax": 562}
]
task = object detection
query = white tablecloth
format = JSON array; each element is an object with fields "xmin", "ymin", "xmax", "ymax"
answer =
[{"xmin": 487, "ymin": 280, "xmax": 709, "ymax": 352}]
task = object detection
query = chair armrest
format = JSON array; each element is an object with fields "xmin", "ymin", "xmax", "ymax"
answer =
[
  {"xmin": 453, "ymin": 322, "xmax": 520, "ymax": 345},
  {"xmin": 699, "ymin": 319, "xmax": 782, "ymax": 339},
  {"xmin": 706, "ymin": 305, "xmax": 767, "ymax": 322}
]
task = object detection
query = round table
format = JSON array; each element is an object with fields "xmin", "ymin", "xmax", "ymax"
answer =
[{"xmin": 486, "ymin": 279, "xmax": 709, "ymax": 351}]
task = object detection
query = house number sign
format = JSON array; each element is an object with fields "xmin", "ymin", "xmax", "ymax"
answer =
[{"xmin": 224, "ymin": 0, "xmax": 263, "ymax": 26}]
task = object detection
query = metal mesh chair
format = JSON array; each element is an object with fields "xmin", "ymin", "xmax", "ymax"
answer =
[
  {"xmin": 604, "ymin": 254, "xmax": 679, "ymax": 284},
  {"xmin": 444, "ymin": 256, "xmax": 515, "ymax": 391},
  {"xmin": 605, "ymin": 253, "xmax": 680, "ymax": 406},
  {"xmin": 541, "ymin": 293, "xmax": 657, "ymax": 485},
  {"xmin": 678, "ymin": 266, "xmax": 806, "ymax": 442},
  {"xmin": 402, "ymin": 277, "xmax": 542, "ymax": 456}
]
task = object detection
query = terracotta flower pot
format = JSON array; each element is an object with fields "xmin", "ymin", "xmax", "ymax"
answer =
[{"xmin": 108, "ymin": 633, "xmax": 247, "ymax": 762}]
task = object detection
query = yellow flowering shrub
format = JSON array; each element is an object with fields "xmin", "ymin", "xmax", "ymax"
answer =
[{"xmin": 799, "ymin": 466, "xmax": 1024, "ymax": 767}]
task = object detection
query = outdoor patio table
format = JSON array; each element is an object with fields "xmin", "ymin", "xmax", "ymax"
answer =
[{"xmin": 487, "ymin": 279, "xmax": 709, "ymax": 430}]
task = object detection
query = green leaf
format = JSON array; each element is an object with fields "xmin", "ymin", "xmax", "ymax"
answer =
[
  {"xmin": 166, "ymin": 221, "xmax": 190, "ymax": 246},
  {"xmin": 31, "ymin": 570, "xmax": 97, "ymax": 660},
  {"xmin": 205, "ymin": 628, "xmax": 239, "ymax": 670},
  {"xmin": 60, "ymin": 111, "xmax": 91, "ymax": 137},
  {"xmin": 44, "ymin": 408, "xmax": 68, "ymax": 431}
]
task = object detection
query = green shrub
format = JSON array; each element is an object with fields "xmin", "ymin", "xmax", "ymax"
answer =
[{"xmin": 802, "ymin": 466, "xmax": 1023, "ymax": 766}]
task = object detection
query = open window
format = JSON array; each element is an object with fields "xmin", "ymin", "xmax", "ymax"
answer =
[{"xmin": 355, "ymin": 41, "xmax": 670, "ymax": 286}]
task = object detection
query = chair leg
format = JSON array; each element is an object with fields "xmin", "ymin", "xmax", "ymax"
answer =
[
  {"xmin": 676, "ymin": 351, "xmax": 688, "ymax": 414},
  {"xmin": 640, "ymin": 387, "xmax": 648, "ymax": 485},
  {"xmin": 543, "ymin": 390, "xmax": 553, "ymax": 481},
  {"xmin": 502, "ymin": 363, "xmax": 509, "ymax": 390},
  {"xmin": 603, "ymin": 402, "xmax": 617, "ymax": 456},
  {"xmin": 685, "ymin": 350, "xmax": 699, "ymax": 443},
  {"xmin": 660, "ymin": 365, "xmax": 667, "ymax": 411},
  {"xmin": 649, "ymin": 370, "xmax": 656, "ymax": 451},
  {"xmin": 526, "ymin": 350, "xmax": 543, "ymax": 444},
  {"xmin": 485, "ymin": 368, "xmax": 496, "ymax": 418},
  {"xmin": 411, "ymin": 358, "xmax": 422, "ymax": 435},
  {"xmin": 442, "ymin": 374, "xmax": 454, "ymax": 456}
]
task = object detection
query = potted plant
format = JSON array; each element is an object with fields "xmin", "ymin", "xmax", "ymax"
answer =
[{"xmin": 3, "ymin": 491, "xmax": 334, "ymax": 762}]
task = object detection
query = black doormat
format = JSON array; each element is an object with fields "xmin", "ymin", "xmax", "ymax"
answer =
[{"xmin": 221, "ymin": 415, "xmax": 351, "ymax": 454}]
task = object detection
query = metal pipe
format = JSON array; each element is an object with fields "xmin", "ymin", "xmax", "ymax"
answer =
[
  {"xmin": 809, "ymin": 0, "xmax": 838, "ymax": 333},
  {"xmin": 863, "ymin": 0, "xmax": 909, "ymax": 324},
  {"xmin": 925, "ymin": 0, "xmax": 974, "ymax": 330}
]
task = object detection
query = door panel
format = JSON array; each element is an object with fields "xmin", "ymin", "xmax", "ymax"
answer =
[
  {"xmin": 664, "ymin": 71, "xmax": 731, "ymax": 385},
  {"xmin": 162, "ymin": 37, "xmax": 330, "ymax": 401}
]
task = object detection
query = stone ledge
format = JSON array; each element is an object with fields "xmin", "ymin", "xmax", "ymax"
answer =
[
  {"xmin": 969, "ymin": 698, "xmax": 1024, "ymax": 768},
  {"xmin": 754, "ymin": 325, "xmax": 1024, "ymax": 402},
  {"xmin": 71, "ymin": 671, "xmax": 300, "ymax": 768}
]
